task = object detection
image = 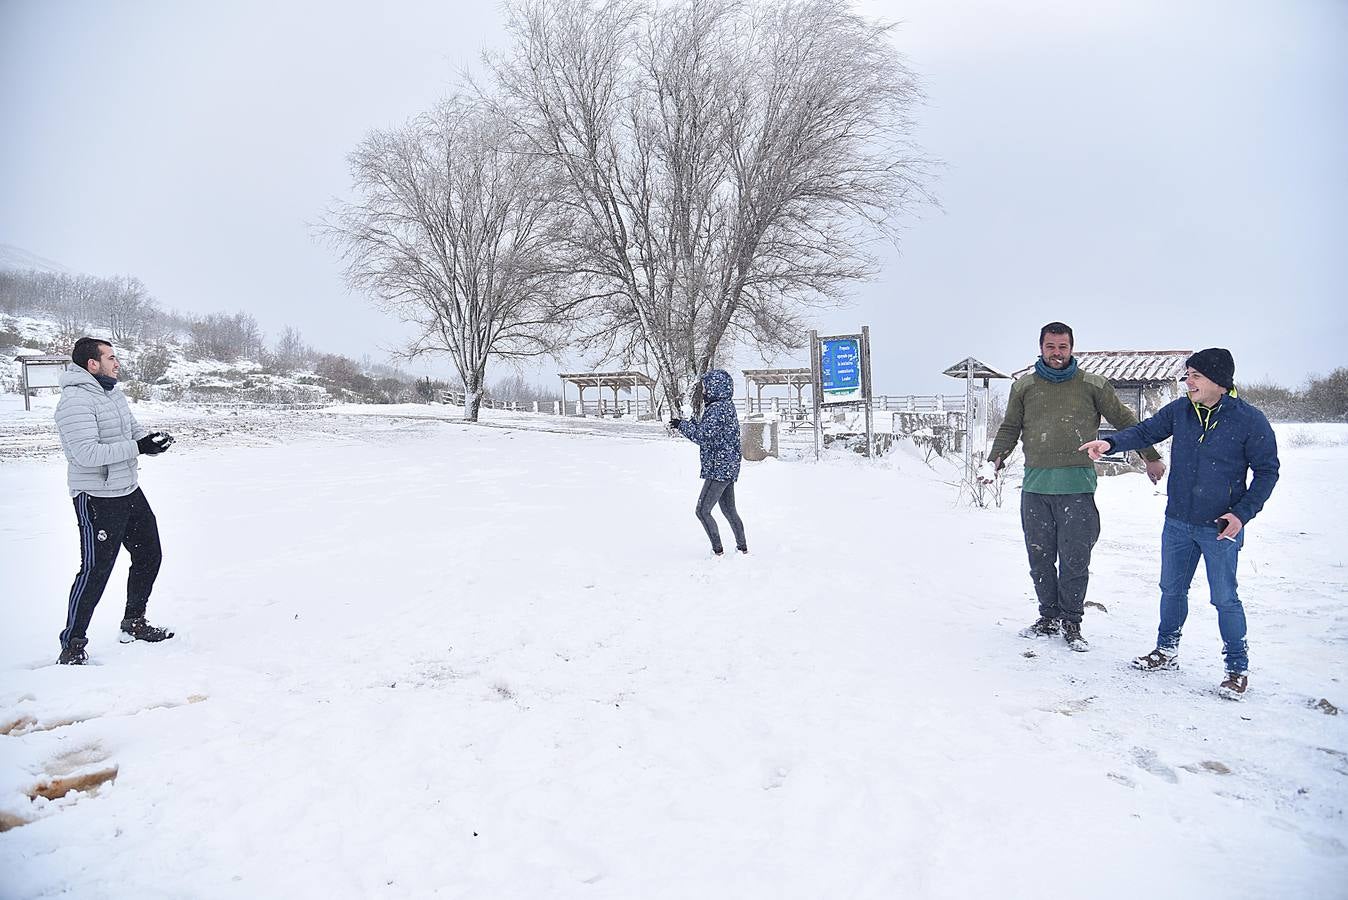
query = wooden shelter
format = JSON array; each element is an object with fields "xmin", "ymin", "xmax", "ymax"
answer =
[
  {"xmin": 743, "ymin": 367, "xmax": 813, "ymax": 417},
  {"xmin": 942, "ymin": 356, "xmax": 1012, "ymax": 478},
  {"xmin": 558, "ymin": 371, "xmax": 658, "ymax": 418}
]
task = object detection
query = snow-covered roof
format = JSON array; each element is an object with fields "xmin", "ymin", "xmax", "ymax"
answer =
[
  {"xmin": 743, "ymin": 368, "xmax": 811, "ymax": 386},
  {"xmin": 942, "ymin": 357, "xmax": 1011, "ymax": 380},
  {"xmin": 13, "ymin": 353, "xmax": 70, "ymax": 363},
  {"xmin": 557, "ymin": 371, "xmax": 656, "ymax": 388},
  {"xmin": 1011, "ymin": 350, "xmax": 1191, "ymax": 383}
]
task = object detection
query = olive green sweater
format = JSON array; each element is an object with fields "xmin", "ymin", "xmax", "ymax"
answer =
[{"xmin": 990, "ymin": 370, "xmax": 1161, "ymax": 471}]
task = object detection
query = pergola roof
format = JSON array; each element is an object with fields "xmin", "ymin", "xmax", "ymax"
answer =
[
  {"xmin": 942, "ymin": 357, "xmax": 1011, "ymax": 380},
  {"xmin": 1010, "ymin": 350, "xmax": 1192, "ymax": 383},
  {"xmin": 743, "ymin": 367, "xmax": 812, "ymax": 386},
  {"xmin": 558, "ymin": 371, "xmax": 656, "ymax": 388}
]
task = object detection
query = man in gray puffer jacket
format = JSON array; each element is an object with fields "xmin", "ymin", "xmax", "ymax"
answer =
[{"xmin": 54, "ymin": 337, "xmax": 176, "ymax": 665}]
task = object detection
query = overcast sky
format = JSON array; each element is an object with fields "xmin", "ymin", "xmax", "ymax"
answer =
[{"xmin": 2, "ymin": 0, "xmax": 1344, "ymax": 393}]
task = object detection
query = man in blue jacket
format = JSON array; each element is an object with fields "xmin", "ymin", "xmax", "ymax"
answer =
[
  {"xmin": 670, "ymin": 369, "xmax": 747, "ymax": 556},
  {"xmin": 1081, "ymin": 348, "xmax": 1280, "ymax": 699}
]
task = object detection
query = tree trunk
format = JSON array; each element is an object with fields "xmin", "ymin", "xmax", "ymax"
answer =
[{"xmin": 463, "ymin": 373, "xmax": 485, "ymax": 422}]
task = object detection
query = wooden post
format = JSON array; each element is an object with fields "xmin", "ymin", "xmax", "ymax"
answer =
[
  {"xmin": 810, "ymin": 330, "xmax": 821, "ymax": 460},
  {"xmin": 861, "ymin": 325, "xmax": 874, "ymax": 459},
  {"xmin": 21, "ymin": 360, "xmax": 31, "ymax": 412},
  {"xmin": 964, "ymin": 358, "xmax": 975, "ymax": 485}
]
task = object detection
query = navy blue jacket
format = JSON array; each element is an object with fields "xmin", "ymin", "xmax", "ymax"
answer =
[
  {"xmin": 1107, "ymin": 395, "xmax": 1279, "ymax": 526},
  {"xmin": 677, "ymin": 369, "xmax": 742, "ymax": 482}
]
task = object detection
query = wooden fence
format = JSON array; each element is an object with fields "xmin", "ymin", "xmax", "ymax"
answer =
[{"xmin": 439, "ymin": 390, "xmax": 966, "ymax": 419}]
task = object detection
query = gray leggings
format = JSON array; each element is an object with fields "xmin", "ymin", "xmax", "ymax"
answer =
[{"xmin": 696, "ymin": 479, "xmax": 746, "ymax": 553}]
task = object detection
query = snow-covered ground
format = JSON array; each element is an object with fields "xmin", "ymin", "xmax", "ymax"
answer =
[{"xmin": 1, "ymin": 395, "xmax": 1344, "ymax": 899}]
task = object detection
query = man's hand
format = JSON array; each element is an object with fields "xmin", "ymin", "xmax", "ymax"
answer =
[
  {"xmin": 137, "ymin": 432, "xmax": 174, "ymax": 456},
  {"xmin": 1079, "ymin": 439, "xmax": 1111, "ymax": 460},
  {"xmin": 668, "ymin": 418, "xmax": 682, "ymax": 430},
  {"xmin": 1145, "ymin": 458, "xmax": 1167, "ymax": 485},
  {"xmin": 1217, "ymin": 512, "xmax": 1244, "ymax": 541}
]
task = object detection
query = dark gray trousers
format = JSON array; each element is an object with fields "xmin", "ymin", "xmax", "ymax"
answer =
[
  {"xmin": 1020, "ymin": 491, "xmax": 1101, "ymax": 624},
  {"xmin": 695, "ymin": 479, "xmax": 746, "ymax": 553}
]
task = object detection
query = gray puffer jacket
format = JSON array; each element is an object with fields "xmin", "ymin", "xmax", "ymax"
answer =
[{"xmin": 55, "ymin": 368, "xmax": 148, "ymax": 498}]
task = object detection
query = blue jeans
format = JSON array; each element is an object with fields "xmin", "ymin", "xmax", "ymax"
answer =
[{"xmin": 1157, "ymin": 517, "xmax": 1248, "ymax": 672}]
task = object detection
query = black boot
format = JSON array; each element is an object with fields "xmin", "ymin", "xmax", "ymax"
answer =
[
  {"xmin": 1062, "ymin": 620, "xmax": 1090, "ymax": 652},
  {"xmin": 120, "ymin": 617, "xmax": 174, "ymax": 644},
  {"xmin": 1018, "ymin": 616, "xmax": 1061, "ymax": 638},
  {"xmin": 58, "ymin": 637, "xmax": 89, "ymax": 665}
]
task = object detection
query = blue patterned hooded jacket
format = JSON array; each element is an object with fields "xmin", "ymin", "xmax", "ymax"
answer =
[{"xmin": 676, "ymin": 369, "xmax": 742, "ymax": 482}]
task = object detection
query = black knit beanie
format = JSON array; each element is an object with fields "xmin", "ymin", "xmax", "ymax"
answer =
[{"xmin": 1186, "ymin": 348, "xmax": 1235, "ymax": 389}]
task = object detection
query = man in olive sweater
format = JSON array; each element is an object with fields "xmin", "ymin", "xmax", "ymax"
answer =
[{"xmin": 990, "ymin": 322, "xmax": 1165, "ymax": 651}]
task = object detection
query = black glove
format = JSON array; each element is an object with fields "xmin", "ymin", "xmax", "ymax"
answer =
[
  {"xmin": 669, "ymin": 418, "xmax": 682, "ymax": 429},
  {"xmin": 137, "ymin": 432, "xmax": 174, "ymax": 455}
]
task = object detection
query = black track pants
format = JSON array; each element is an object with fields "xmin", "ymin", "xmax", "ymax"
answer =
[{"xmin": 60, "ymin": 488, "xmax": 162, "ymax": 647}]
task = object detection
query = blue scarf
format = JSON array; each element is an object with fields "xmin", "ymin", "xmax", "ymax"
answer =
[
  {"xmin": 94, "ymin": 374, "xmax": 118, "ymax": 391},
  {"xmin": 1034, "ymin": 356, "xmax": 1078, "ymax": 383}
]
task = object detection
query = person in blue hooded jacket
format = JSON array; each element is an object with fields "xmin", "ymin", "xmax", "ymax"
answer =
[
  {"xmin": 670, "ymin": 369, "xmax": 748, "ymax": 556},
  {"xmin": 1081, "ymin": 348, "xmax": 1279, "ymax": 700}
]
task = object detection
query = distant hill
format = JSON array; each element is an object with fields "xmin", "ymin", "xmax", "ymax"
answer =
[{"xmin": 0, "ymin": 243, "xmax": 71, "ymax": 274}]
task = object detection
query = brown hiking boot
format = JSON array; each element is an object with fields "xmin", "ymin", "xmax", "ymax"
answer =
[
  {"xmin": 1217, "ymin": 671, "xmax": 1248, "ymax": 700},
  {"xmin": 58, "ymin": 637, "xmax": 89, "ymax": 665},
  {"xmin": 1019, "ymin": 616, "xmax": 1061, "ymax": 638},
  {"xmin": 1132, "ymin": 648, "xmax": 1179, "ymax": 671},
  {"xmin": 119, "ymin": 617, "xmax": 174, "ymax": 644}
]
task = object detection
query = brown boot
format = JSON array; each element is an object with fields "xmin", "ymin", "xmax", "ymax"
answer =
[
  {"xmin": 1217, "ymin": 671, "xmax": 1248, "ymax": 700},
  {"xmin": 1132, "ymin": 648, "xmax": 1179, "ymax": 671},
  {"xmin": 58, "ymin": 637, "xmax": 89, "ymax": 665}
]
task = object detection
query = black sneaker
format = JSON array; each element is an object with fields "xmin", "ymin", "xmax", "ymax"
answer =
[
  {"xmin": 58, "ymin": 637, "xmax": 89, "ymax": 665},
  {"xmin": 119, "ymin": 617, "xmax": 174, "ymax": 644},
  {"xmin": 1062, "ymin": 620, "xmax": 1090, "ymax": 652},
  {"xmin": 1018, "ymin": 616, "xmax": 1061, "ymax": 638}
]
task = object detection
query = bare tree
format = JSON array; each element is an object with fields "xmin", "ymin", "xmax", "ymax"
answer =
[
  {"xmin": 323, "ymin": 97, "xmax": 577, "ymax": 421},
  {"xmin": 272, "ymin": 325, "xmax": 312, "ymax": 372},
  {"xmin": 102, "ymin": 275, "xmax": 158, "ymax": 345},
  {"xmin": 489, "ymin": 0, "xmax": 931, "ymax": 412},
  {"xmin": 189, "ymin": 311, "xmax": 263, "ymax": 362}
]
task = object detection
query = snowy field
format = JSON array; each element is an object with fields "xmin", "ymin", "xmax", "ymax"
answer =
[{"xmin": 1, "ymin": 396, "xmax": 1345, "ymax": 899}]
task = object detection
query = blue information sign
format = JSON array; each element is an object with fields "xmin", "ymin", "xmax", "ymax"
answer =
[{"xmin": 821, "ymin": 337, "xmax": 862, "ymax": 402}]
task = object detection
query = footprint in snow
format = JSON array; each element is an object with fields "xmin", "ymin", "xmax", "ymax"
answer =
[
  {"xmin": 0, "ymin": 742, "xmax": 119, "ymax": 833},
  {"xmin": 1131, "ymin": 747, "xmax": 1179, "ymax": 784}
]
